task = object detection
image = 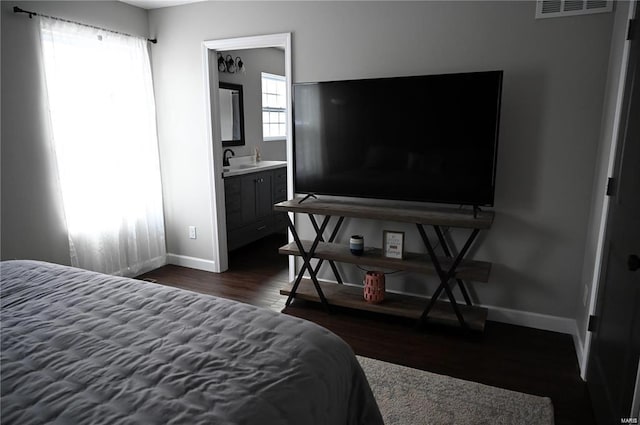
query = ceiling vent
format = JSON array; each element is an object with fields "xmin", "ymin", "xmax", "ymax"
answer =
[{"xmin": 536, "ymin": 0, "xmax": 613, "ymax": 19}]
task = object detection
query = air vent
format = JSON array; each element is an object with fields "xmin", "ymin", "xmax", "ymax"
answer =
[
  {"xmin": 564, "ymin": 0, "xmax": 584, "ymax": 11},
  {"xmin": 541, "ymin": 1, "xmax": 562, "ymax": 14},
  {"xmin": 587, "ymin": 1, "xmax": 608, "ymax": 10},
  {"xmin": 536, "ymin": 0, "xmax": 613, "ymax": 19}
]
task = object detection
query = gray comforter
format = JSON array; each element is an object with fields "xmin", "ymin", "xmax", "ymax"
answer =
[{"xmin": 1, "ymin": 260, "xmax": 383, "ymax": 425}]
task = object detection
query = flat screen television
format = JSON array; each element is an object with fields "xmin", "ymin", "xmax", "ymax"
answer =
[{"xmin": 293, "ymin": 70, "xmax": 503, "ymax": 207}]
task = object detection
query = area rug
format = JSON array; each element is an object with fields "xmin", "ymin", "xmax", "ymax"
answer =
[{"xmin": 357, "ymin": 356, "xmax": 554, "ymax": 425}]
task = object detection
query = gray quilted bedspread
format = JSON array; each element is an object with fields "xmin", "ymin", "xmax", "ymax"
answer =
[{"xmin": 0, "ymin": 260, "xmax": 383, "ymax": 425}]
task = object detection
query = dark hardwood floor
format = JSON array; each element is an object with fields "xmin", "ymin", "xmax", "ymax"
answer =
[{"xmin": 138, "ymin": 232, "xmax": 595, "ymax": 425}]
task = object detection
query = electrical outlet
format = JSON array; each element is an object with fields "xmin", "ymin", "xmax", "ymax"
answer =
[{"xmin": 189, "ymin": 226, "xmax": 197, "ymax": 239}]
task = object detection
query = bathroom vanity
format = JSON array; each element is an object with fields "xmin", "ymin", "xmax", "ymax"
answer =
[{"xmin": 223, "ymin": 160, "xmax": 287, "ymax": 251}]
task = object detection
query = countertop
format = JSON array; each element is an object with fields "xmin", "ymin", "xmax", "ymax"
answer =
[{"xmin": 222, "ymin": 160, "xmax": 287, "ymax": 178}]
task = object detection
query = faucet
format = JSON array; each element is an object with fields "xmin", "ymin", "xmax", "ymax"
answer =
[{"xmin": 223, "ymin": 148, "xmax": 235, "ymax": 167}]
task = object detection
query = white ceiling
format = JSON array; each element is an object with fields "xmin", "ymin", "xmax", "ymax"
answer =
[{"xmin": 119, "ymin": 0, "xmax": 206, "ymax": 10}]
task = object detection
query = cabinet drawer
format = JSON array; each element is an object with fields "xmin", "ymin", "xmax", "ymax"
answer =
[
  {"xmin": 273, "ymin": 167, "xmax": 287, "ymax": 203},
  {"xmin": 273, "ymin": 211, "xmax": 288, "ymax": 230},
  {"xmin": 227, "ymin": 217, "xmax": 273, "ymax": 251},
  {"xmin": 273, "ymin": 168, "xmax": 287, "ymax": 187},
  {"xmin": 273, "ymin": 167, "xmax": 286, "ymax": 180},
  {"xmin": 273, "ymin": 186, "xmax": 287, "ymax": 203}
]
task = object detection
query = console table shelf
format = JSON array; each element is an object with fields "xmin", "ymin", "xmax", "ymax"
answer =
[
  {"xmin": 274, "ymin": 199, "xmax": 494, "ymax": 229},
  {"xmin": 280, "ymin": 279, "xmax": 488, "ymax": 332},
  {"xmin": 279, "ymin": 240, "xmax": 492, "ymax": 282},
  {"xmin": 275, "ymin": 197, "xmax": 494, "ymax": 331}
]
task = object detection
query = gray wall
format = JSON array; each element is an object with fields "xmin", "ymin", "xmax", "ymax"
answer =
[
  {"xmin": 149, "ymin": 1, "xmax": 614, "ymax": 320},
  {"xmin": 0, "ymin": 1, "xmax": 149, "ymax": 264},
  {"xmin": 219, "ymin": 48, "xmax": 286, "ymax": 162},
  {"xmin": 0, "ymin": 0, "xmax": 617, "ymax": 326}
]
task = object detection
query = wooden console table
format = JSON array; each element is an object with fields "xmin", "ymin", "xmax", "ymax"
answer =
[{"xmin": 275, "ymin": 198, "xmax": 494, "ymax": 331}]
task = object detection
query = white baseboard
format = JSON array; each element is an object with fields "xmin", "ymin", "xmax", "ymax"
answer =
[
  {"xmin": 484, "ymin": 304, "xmax": 576, "ymax": 334},
  {"xmin": 116, "ymin": 255, "xmax": 167, "ymax": 277},
  {"xmin": 135, "ymin": 255, "xmax": 168, "ymax": 276},
  {"xmin": 166, "ymin": 253, "xmax": 217, "ymax": 272},
  {"xmin": 326, "ymin": 280, "xmax": 579, "ymax": 335},
  {"xmin": 484, "ymin": 304, "xmax": 585, "ymax": 378},
  {"xmin": 337, "ymin": 281, "xmax": 586, "ymax": 373}
]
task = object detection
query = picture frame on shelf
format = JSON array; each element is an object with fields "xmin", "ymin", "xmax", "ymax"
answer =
[{"xmin": 383, "ymin": 230, "xmax": 404, "ymax": 259}]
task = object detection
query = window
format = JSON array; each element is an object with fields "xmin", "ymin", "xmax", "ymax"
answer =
[
  {"xmin": 261, "ymin": 72, "xmax": 287, "ymax": 141},
  {"xmin": 39, "ymin": 17, "xmax": 166, "ymax": 276}
]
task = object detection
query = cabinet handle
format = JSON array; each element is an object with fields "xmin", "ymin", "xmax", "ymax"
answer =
[{"xmin": 257, "ymin": 225, "xmax": 267, "ymax": 231}]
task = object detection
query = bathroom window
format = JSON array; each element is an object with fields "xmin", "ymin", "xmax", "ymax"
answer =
[{"xmin": 261, "ymin": 72, "xmax": 287, "ymax": 141}]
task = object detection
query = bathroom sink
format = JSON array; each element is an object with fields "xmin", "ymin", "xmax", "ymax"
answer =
[
  {"xmin": 224, "ymin": 163, "xmax": 258, "ymax": 173},
  {"xmin": 222, "ymin": 158, "xmax": 287, "ymax": 177}
]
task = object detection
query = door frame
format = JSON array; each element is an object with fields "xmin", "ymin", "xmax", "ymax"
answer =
[
  {"xmin": 202, "ymin": 33, "xmax": 293, "ymax": 273},
  {"xmin": 583, "ymin": 1, "xmax": 636, "ymax": 376},
  {"xmin": 583, "ymin": 0, "xmax": 639, "ymax": 417}
]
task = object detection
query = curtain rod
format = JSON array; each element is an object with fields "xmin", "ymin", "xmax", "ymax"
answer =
[{"xmin": 13, "ymin": 6, "xmax": 158, "ymax": 44}]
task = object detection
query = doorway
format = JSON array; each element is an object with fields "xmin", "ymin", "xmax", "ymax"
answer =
[
  {"xmin": 586, "ymin": 2, "xmax": 640, "ymax": 423},
  {"xmin": 202, "ymin": 33, "xmax": 293, "ymax": 274}
]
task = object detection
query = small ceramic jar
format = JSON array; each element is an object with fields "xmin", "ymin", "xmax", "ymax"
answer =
[{"xmin": 349, "ymin": 235, "xmax": 364, "ymax": 256}]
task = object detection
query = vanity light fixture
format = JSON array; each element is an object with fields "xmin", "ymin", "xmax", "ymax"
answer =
[{"xmin": 217, "ymin": 53, "xmax": 246, "ymax": 74}]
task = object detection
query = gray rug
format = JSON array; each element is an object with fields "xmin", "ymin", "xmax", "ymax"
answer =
[{"xmin": 357, "ymin": 356, "xmax": 554, "ymax": 425}]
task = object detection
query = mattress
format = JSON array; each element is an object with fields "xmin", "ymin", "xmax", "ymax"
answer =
[{"xmin": 1, "ymin": 260, "xmax": 383, "ymax": 424}]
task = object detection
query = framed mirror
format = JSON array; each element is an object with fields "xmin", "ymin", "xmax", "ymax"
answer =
[{"xmin": 219, "ymin": 82, "xmax": 245, "ymax": 146}]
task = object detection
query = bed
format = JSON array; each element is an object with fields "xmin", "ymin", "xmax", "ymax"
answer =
[{"xmin": 1, "ymin": 260, "xmax": 383, "ymax": 424}]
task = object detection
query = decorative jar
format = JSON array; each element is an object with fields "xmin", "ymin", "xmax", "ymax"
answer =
[{"xmin": 363, "ymin": 271, "xmax": 385, "ymax": 304}]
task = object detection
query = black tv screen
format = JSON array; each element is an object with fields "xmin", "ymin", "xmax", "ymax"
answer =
[{"xmin": 293, "ymin": 70, "xmax": 503, "ymax": 206}]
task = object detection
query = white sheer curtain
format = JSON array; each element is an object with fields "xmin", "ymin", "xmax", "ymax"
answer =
[{"xmin": 40, "ymin": 17, "xmax": 166, "ymax": 276}]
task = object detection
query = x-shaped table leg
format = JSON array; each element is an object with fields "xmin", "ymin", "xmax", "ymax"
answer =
[
  {"xmin": 416, "ymin": 224, "xmax": 480, "ymax": 328},
  {"xmin": 285, "ymin": 214, "xmax": 332, "ymax": 311},
  {"xmin": 309, "ymin": 215, "xmax": 345, "ymax": 284},
  {"xmin": 433, "ymin": 225, "xmax": 473, "ymax": 306}
]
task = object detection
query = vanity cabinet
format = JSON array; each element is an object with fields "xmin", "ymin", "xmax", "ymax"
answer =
[
  {"xmin": 272, "ymin": 167, "xmax": 288, "ymax": 227},
  {"xmin": 225, "ymin": 167, "xmax": 287, "ymax": 251},
  {"xmin": 241, "ymin": 170, "xmax": 272, "ymax": 223}
]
